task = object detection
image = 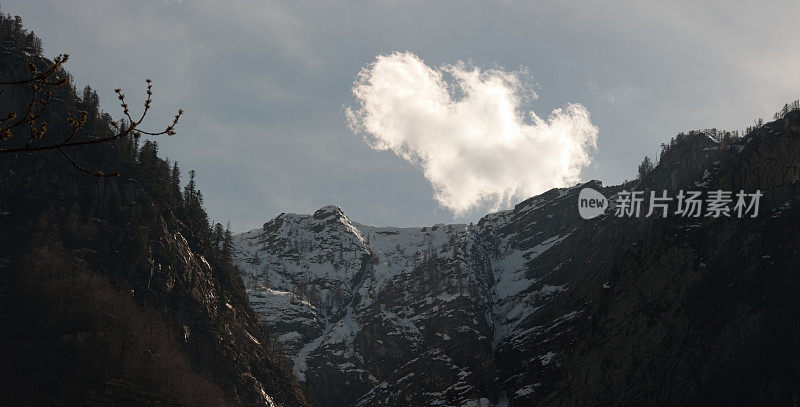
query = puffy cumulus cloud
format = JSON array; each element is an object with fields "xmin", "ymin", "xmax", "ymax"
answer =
[{"xmin": 347, "ymin": 52, "xmax": 599, "ymax": 215}]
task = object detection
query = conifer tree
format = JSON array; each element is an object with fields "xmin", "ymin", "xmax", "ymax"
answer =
[
  {"xmin": 637, "ymin": 156, "xmax": 654, "ymax": 179},
  {"xmin": 222, "ymin": 222, "xmax": 234, "ymax": 265}
]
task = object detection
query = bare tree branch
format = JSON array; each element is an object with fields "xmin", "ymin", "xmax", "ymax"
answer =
[{"xmin": 0, "ymin": 54, "xmax": 183, "ymax": 177}]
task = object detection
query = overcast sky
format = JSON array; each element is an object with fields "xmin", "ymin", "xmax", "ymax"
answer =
[{"xmin": 5, "ymin": 1, "xmax": 800, "ymax": 231}]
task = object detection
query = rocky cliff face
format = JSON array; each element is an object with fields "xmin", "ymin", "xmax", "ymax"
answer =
[
  {"xmin": 237, "ymin": 207, "xmax": 482, "ymax": 406},
  {"xmin": 236, "ymin": 111, "xmax": 800, "ymax": 406}
]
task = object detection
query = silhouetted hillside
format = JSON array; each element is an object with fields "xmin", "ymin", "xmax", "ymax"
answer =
[{"xmin": 0, "ymin": 11, "xmax": 308, "ymax": 407}]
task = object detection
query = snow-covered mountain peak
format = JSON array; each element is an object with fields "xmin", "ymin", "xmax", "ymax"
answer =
[
  {"xmin": 313, "ymin": 204, "xmax": 347, "ymax": 219},
  {"xmin": 233, "ymin": 192, "xmax": 587, "ymax": 405},
  {"xmin": 241, "ymin": 112, "xmax": 800, "ymax": 406}
]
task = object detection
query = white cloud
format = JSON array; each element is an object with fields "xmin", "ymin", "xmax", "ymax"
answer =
[{"xmin": 347, "ymin": 52, "xmax": 599, "ymax": 214}]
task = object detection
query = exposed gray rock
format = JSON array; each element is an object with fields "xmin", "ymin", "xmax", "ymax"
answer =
[{"xmin": 236, "ymin": 112, "xmax": 800, "ymax": 406}]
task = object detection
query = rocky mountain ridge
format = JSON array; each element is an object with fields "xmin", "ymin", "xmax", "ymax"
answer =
[{"xmin": 235, "ymin": 110, "xmax": 800, "ymax": 406}]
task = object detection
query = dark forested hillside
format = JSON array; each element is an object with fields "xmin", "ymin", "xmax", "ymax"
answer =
[{"xmin": 0, "ymin": 12, "xmax": 308, "ymax": 407}]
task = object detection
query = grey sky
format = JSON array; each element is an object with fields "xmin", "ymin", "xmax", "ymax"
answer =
[{"xmin": 4, "ymin": 0, "xmax": 799, "ymax": 231}]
